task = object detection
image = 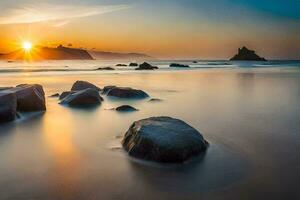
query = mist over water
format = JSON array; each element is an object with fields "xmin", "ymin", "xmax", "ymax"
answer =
[{"xmin": 0, "ymin": 62, "xmax": 300, "ymax": 199}]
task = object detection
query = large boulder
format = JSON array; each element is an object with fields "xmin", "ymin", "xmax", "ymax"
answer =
[
  {"xmin": 106, "ymin": 87, "xmax": 149, "ymax": 99},
  {"xmin": 8, "ymin": 84, "xmax": 46, "ymax": 111},
  {"xmin": 135, "ymin": 62, "xmax": 158, "ymax": 70},
  {"xmin": 0, "ymin": 92, "xmax": 17, "ymax": 123},
  {"xmin": 60, "ymin": 88, "xmax": 103, "ymax": 107},
  {"xmin": 122, "ymin": 116, "xmax": 208, "ymax": 163},
  {"xmin": 71, "ymin": 81, "xmax": 100, "ymax": 91}
]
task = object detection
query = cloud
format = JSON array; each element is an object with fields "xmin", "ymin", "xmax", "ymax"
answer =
[{"xmin": 0, "ymin": 3, "xmax": 130, "ymax": 25}]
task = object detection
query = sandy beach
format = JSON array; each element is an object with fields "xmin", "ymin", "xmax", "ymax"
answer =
[{"xmin": 0, "ymin": 65, "xmax": 299, "ymax": 200}]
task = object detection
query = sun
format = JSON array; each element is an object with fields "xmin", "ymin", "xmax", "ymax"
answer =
[{"xmin": 22, "ymin": 41, "xmax": 32, "ymax": 51}]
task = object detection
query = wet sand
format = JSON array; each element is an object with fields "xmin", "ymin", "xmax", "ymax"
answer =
[{"xmin": 0, "ymin": 68, "xmax": 300, "ymax": 200}]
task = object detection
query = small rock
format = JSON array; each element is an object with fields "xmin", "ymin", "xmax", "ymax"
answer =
[
  {"xmin": 170, "ymin": 63, "xmax": 190, "ymax": 68},
  {"xmin": 115, "ymin": 105, "xmax": 138, "ymax": 112},
  {"xmin": 116, "ymin": 64, "xmax": 127, "ymax": 66},
  {"xmin": 149, "ymin": 98, "xmax": 163, "ymax": 102},
  {"xmin": 49, "ymin": 93, "xmax": 60, "ymax": 98},
  {"xmin": 96, "ymin": 67, "xmax": 115, "ymax": 70},
  {"xmin": 71, "ymin": 81, "xmax": 100, "ymax": 91},
  {"xmin": 135, "ymin": 62, "xmax": 158, "ymax": 70},
  {"xmin": 129, "ymin": 63, "xmax": 138, "ymax": 67}
]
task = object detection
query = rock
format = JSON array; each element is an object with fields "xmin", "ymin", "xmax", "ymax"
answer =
[
  {"xmin": 149, "ymin": 98, "xmax": 163, "ymax": 102},
  {"xmin": 115, "ymin": 105, "xmax": 138, "ymax": 112},
  {"xmin": 129, "ymin": 63, "xmax": 138, "ymax": 67},
  {"xmin": 116, "ymin": 64, "xmax": 127, "ymax": 66},
  {"xmin": 102, "ymin": 86, "xmax": 116, "ymax": 94},
  {"xmin": 135, "ymin": 62, "xmax": 158, "ymax": 70},
  {"xmin": 230, "ymin": 46, "xmax": 267, "ymax": 61},
  {"xmin": 71, "ymin": 81, "xmax": 100, "ymax": 91},
  {"xmin": 60, "ymin": 88, "xmax": 103, "ymax": 107},
  {"xmin": 107, "ymin": 87, "xmax": 149, "ymax": 99},
  {"xmin": 49, "ymin": 93, "xmax": 60, "ymax": 98},
  {"xmin": 122, "ymin": 116, "xmax": 208, "ymax": 163},
  {"xmin": 170, "ymin": 63, "xmax": 190, "ymax": 68},
  {"xmin": 193, "ymin": 61, "xmax": 198, "ymax": 63},
  {"xmin": 8, "ymin": 84, "xmax": 46, "ymax": 111},
  {"xmin": 96, "ymin": 67, "xmax": 115, "ymax": 70},
  {"xmin": 59, "ymin": 91, "xmax": 75, "ymax": 100},
  {"xmin": 0, "ymin": 87, "xmax": 13, "ymax": 91},
  {"xmin": 0, "ymin": 92, "xmax": 17, "ymax": 123}
]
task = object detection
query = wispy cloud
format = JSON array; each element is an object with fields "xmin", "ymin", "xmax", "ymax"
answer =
[{"xmin": 0, "ymin": 4, "xmax": 130, "ymax": 25}]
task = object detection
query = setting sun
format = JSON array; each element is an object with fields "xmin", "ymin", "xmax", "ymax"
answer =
[{"xmin": 22, "ymin": 41, "xmax": 32, "ymax": 51}]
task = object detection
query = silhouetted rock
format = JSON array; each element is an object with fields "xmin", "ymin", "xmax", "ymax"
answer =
[
  {"xmin": 49, "ymin": 93, "xmax": 60, "ymax": 98},
  {"xmin": 116, "ymin": 64, "xmax": 127, "ymax": 66},
  {"xmin": 135, "ymin": 62, "xmax": 158, "ymax": 70},
  {"xmin": 115, "ymin": 105, "xmax": 138, "ymax": 112},
  {"xmin": 96, "ymin": 67, "xmax": 115, "ymax": 70},
  {"xmin": 129, "ymin": 63, "xmax": 138, "ymax": 67},
  {"xmin": 71, "ymin": 81, "xmax": 100, "ymax": 91},
  {"xmin": 60, "ymin": 88, "xmax": 103, "ymax": 107},
  {"xmin": 107, "ymin": 87, "xmax": 149, "ymax": 99},
  {"xmin": 102, "ymin": 86, "xmax": 116, "ymax": 94},
  {"xmin": 122, "ymin": 116, "xmax": 208, "ymax": 163},
  {"xmin": 193, "ymin": 61, "xmax": 198, "ymax": 63},
  {"xmin": 230, "ymin": 46, "xmax": 267, "ymax": 61},
  {"xmin": 7, "ymin": 84, "xmax": 46, "ymax": 111},
  {"xmin": 170, "ymin": 63, "xmax": 190, "ymax": 68},
  {"xmin": 0, "ymin": 92, "xmax": 17, "ymax": 123}
]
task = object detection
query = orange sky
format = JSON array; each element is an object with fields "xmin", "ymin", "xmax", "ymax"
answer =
[{"xmin": 0, "ymin": 1, "xmax": 299, "ymax": 59}]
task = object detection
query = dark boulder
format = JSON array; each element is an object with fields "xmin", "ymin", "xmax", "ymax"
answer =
[
  {"xmin": 170, "ymin": 63, "xmax": 190, "ymax": 68},
  {"xmin": 107, "ymin": 87, "xmax": 149, "ymax": 99},
  {"xmin": 129, "ymin": 63, "xmax": 138, "ymax": 67},
  {"xmin": 0, "ymin": 92, "xmax": 17, "ymax": 123},
  {"xmin": 8, "ymin": 84, "xmax": 46, "ymax": 111},
  {"xmin": 135, "ymin": 62, "xmax": 158, "ymax": 70},
  {"xmin": 122, "ymin": 116, "xmax": 208, "ymax": 163},
  {"xmin": 60, "ymin": 88, "xmax": 103, "ymax": 107},
  {"xmin": 115, "ymin": 105, "xmax": 138, "ymax": 112},
  {"xmin": 71, "ymin": 81, "xmax": 100, "ymax": 91},
  {"xmin": 230, "ymin": 46, "xmax": 267, "ymax": 61}
]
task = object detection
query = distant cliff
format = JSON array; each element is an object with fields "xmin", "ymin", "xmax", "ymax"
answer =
[
  {"xmin": 0, "ymin": 45, "xmax": 93, "ymax": 60},
  {"xmin": 89, "ymin": 51, "xmax": 153, "ymax": 60},
  {"xmin": 230, "ymin": 46, "xmax": 266, "ymax": 61}
]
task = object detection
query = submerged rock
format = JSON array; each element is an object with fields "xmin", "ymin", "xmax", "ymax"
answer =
[
  {"xmin": 129, "ymin": 63, "xmax": 138, "ymax": 67},
  {"xmin": 0, "ymin": 92, "xmax": 17, "ymax": 123},
  {"xmin": 96, "ymin": 67, "xmax": 115, "ymax": 70},
  {"xmin": 122, "ymin": 116, "xmax": 208, "ymax": 163},
  {"xmin": 149, "ymin": 98, "xmax": 163, "ymax": 102},
  {"xmin": 170, "ymin": 63, "xmax": 190, "ymax": 68},
  {"xmin": 230, "ymin": 46, "xmax": 267, "ymax": 61},
  {"xmin": 8, "ymin": 84, "xmax": 46, "ymax": 111},
  {"xmin": 60, "ymin": 88, "xmax": 103, "ymax": 107},
  {"xmin": 107, "ymin": 87, "xmax": 149, "ymax": 99},
  {"xmin": 49, "ymin": 93, "xmax": 60, "ymax": 98},
  {"xmin": 102, "ymin": 86, "xmax": 116, "ymax": 94},
  {"xmin": 135, "ymin": 62, "xmax": 158, "ymax": 70},
  {"xmin": 115, "ymin": 105, "xmax": 138, "ymax": 112},
  {"xmin": 71, "ymin": 81, "xmax": 100, "ymax": 91}
]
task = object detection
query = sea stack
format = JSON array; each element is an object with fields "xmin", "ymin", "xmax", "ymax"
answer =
[{"xmin": 230, "ymin": 46, "xmax": 266, "ymax": 61}]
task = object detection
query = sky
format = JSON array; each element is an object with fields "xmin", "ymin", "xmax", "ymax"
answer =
[{"xmin": 0, "ymin": 0, "xmax": 299, "ymax": 59}]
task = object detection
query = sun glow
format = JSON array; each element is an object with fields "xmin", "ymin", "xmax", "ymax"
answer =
[{"xmin": 22, "ymin": 41, "xmax": 32, "ymax": 51}]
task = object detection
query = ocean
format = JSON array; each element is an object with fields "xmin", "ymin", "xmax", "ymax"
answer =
[{"xmin": 0, "ymin": 60, "xmax": 299, "ymax": 200}]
